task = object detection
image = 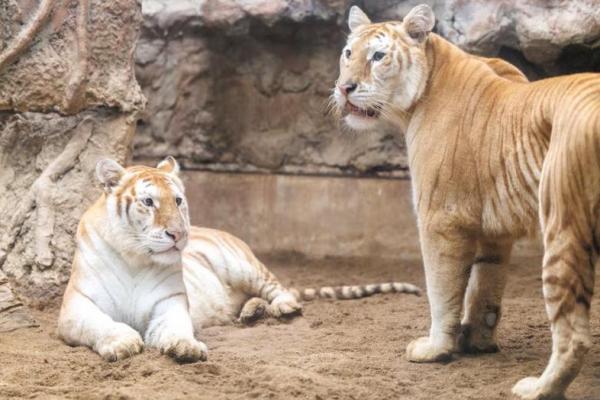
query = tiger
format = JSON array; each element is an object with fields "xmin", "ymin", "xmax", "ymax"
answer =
[
  {"xmin": 57, "ymin": 157, "xmax": 421, "ymax": 363},
  {"xmin": 333, "ymin": 4, "xmax": 600, "ymax": 399}
]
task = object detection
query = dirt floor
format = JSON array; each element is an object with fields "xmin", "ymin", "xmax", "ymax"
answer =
[{"xmin": 1, "ymin": 251, "xmax": 599, "ymax": 400}]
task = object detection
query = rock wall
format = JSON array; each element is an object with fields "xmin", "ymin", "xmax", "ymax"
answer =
[
  {"xmin": 135, "ymin": 0, "xmax": 408, "ymax": 177},
  {"xmin": 0, "ymin": 0, "xmax": 144, "ymax": 315},
  {"xmin": 133, "ymin": 0, "xmax": 599, "ymax": 176}
]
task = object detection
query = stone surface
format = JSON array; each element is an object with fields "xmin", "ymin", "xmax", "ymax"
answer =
[
  {"xmin": 0, "ymin": 271, "xmax": 38, "ymax": 332},
  {"xmin": 0, "ymin": 0, "xmax": 145, "ymax": 113},
  {"xmin": 0, "ymin": 0, "xmax": 144, "ymax": 314},
  {"xmin": 370, "ymin": 0, "xmax": 600, "ymax": 76},
  {"xmin": 133, "ymin": 0, "xmax": 599, "ymax": 176},
  {"xmin": 134, "ymin": 0, "xmax": 409, "ymax": 178},
  {"xmin": 0, "ymin": 112, "xmax": 137, "ymax": 305}
]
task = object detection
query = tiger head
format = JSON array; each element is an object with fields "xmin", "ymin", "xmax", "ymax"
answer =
[
  {"xmin": 94, "ymin": 156, "xmax": 190, "ymax": 265},
  {"xmin": 333, "ymin": 4, "xmax": 435, "ymax": 130}
]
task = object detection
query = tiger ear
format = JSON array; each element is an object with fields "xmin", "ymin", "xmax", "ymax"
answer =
[
  {"xmin": 403, "ymin": 4, "xmax": 435, "ymax": 43},
  {"xmin": 96, "ymin": 159, "xmax": 124, "ymax": 193},
  {"xmin": 348, "ymin": 6, "xmax": 371, "ymax": 32},
  {"xmin": 157, "ymin": 156, "xmax": 180, "ymax": 175}
]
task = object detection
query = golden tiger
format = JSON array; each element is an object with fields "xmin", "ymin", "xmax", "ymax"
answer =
[
  {"xmin": 333, "ymin": 4, "xmax": 600, "ymax": 399},
  {"xmin": 57, "ymin": 157, "xmax": 420, "ymax": 363}
]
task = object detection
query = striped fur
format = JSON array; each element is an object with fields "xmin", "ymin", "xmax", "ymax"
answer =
[
  {"xmin": 290, "ymin": 282, "xmax": 420, "ymax": 301},
  {"xmin": 184, "ymin": 226, "xmax": 420, "ymax": 329},
  {"xmin": 335, "ymin": 5, "xmax": 600, "ymax": 400},
  {"xmin": 58, "ymin": 158, "xmax": 421, "ymax": 362}
]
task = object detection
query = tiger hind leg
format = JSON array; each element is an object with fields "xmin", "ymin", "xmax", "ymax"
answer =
[
  {"xmin": 252, "ymin": 262, "xmax": 302, "ymax": 319},
  {"xmin": 513, "ymin": 235, "xmax": 596, "ymax": 399},
  {"xmin": 459, "ymin": 239, "xmax": 512, "ymax": 354},
  {"xmin": 513, "ymin": 128, "xmax": 599, "ymax": 399},
  {"xmin": 239, "ymin": 297, "xmax": 269, "ymax": 324},
  {"xmin": 238, "ymin": 294, "xmax": 302, "ymax": 325},
  {"xmin": 243, "ymin": 259, "xmax": 302, "ymax": 321},
  {"xmin": 267, "ymin": 292, "xmax": 303, "ymax": 319}
]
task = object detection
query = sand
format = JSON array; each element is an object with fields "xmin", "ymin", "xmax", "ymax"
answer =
[{"xmin": 1, "ymin": 252, "xmax": 599, "ymax": 400}]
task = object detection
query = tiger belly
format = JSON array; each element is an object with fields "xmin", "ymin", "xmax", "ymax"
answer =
[{"xmin": 182, "ymin": 254, "xmax": 249, "ymax": 331}]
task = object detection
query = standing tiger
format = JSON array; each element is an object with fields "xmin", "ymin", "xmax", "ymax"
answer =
[
  {"xmin": 333, "ymin": 4, "xmax": 599, "ymax": 399},
  {"xmin": 57, "ymin": 157, "xmax": 420, "ymax": 363}
]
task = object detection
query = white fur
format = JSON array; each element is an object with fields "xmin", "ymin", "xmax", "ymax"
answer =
[
  {"xmin": 182, "ymin": 227, "xmax": 302, "ymax": 330},
  {"xmin": 344, "ymin": 113, "xmax": 380, "ymax": 130},
  {"xmin": 58, "ymin": 160, "xmax": 206, "ymax": 363},
  {"xmin": 59, "ymin": 157, "xmax": 304, "ymax": 362},
  {"xmin": 57, "ymin": 220, "xmax": 205, "ymax": 362},
  {"xmin": 58, "ymin": 161, "xmax": 301, "ymax": 362},
  {"xmin": 348, "ymin": 6, "xmax": 371, "ymax": 31}
]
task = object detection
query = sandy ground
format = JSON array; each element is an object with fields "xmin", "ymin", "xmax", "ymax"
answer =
[{"xmin": 1, "ymin": 251, "xmax": 599, "ymax": 400}]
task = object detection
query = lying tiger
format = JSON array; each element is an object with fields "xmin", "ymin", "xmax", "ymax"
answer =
[
  {"xmin": 57, "ymin": 157, "xmax": 420, "ymax": 363},
  {"xmin": 334, "ymin": 4, "xmax": 599, "ymax": 399}
]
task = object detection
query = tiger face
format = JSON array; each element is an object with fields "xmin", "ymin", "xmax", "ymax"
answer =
[
  {"xmin": 333, "ymin": 5, "xmax": 435, "ymax": 130},
  {"xmin": 95, "ymin": 156, "xmax": 190, "ymax": 265}
]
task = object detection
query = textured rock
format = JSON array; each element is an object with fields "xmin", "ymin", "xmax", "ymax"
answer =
[
  {"xmin": 0, "ymin": 0, "xmax": 145, "ymax": 113},
  {"xmin": 370, "ymin": 0, "xmax": 600, "ymax": 76},
  {"xmin": 0, "ymin": 272, "xmax": 37, "ymax": 332},
  {"xmin": 0, "ymin": 0, "xmax": 144, "ymax": 314},
  {"xmin": 135, "ymin": 0, "xmax": 408, "ymax": 178},
  {"xmin": 133, "ymin": 0, "xmax": 599, "ymax": 177}
]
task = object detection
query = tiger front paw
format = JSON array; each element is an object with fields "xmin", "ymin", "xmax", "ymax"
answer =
[
  {"xmin": 405, "ymin": 336, "xmax": 453, "ymax": 363},
  {"xmin": 512, "ymin": 376, "xmax": 563, "ymax": 400},
  {"xmin": 96, "ymin": 323, "xmax": 144, "ymax": 362},
  {"xmin": 160, "ymin": 336, "xmax": 208, "ymax": 363}
]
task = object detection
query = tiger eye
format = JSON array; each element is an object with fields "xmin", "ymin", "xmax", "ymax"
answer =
[
  {"xmin": 345, "ymin": 48, "xmax": 351, "ymax": 58},
  {"xmin": 175, "ymin": 197, "xmax": 182, "ymax": 206},
  {"xmin": 372, "ymin": 51, "xmax": 385, "ymax": 61},
  {"xmin": 143, "ymin": 198, "xmax": 154, "ymax": 207}
]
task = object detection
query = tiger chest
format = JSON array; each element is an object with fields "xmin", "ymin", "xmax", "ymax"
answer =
[{"xmin": 82, "ymin": 263, "xmax": 187, "ymax": 333}]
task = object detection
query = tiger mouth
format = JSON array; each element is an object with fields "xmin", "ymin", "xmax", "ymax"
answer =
[
  {"xmin": 151, "ymin": 246, "xmax": 179, "ymax": 255},
  {"xmin": 345, "ymin": 101, "xmax": 380, "ymax": 118}
]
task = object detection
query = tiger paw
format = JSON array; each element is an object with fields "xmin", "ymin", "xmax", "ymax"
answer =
[
  {"xmin": 268, "ymin": 293, "xmax": 302, "ymax": 319},
  {"xmin": 405, "ymin": 336, "xmax": 453, "ymax": 363},
  {"xmin": 239, "ymin": 297, "xmax": 269, "ymax": 324},
  {"xmin": 96, "ymin": 323, "xmax": 144, "ymax": 362},
  {"xmin": 160, "ymin": 337, "xmax": 208, "ymax": 363},
  {"xmin": 457, "ymin": 323, "xmax": 499, "ymax": 354},
  {"xmin": 512, "ymin": 376, "xmax": 563, "ymax": 400}
]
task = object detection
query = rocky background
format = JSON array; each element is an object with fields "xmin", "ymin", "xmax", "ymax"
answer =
[
  {"xmin": 134, "ymin": 0, "xmax": 600, "ymax": 177},
  {"xmin": 0, "ymin": 0, "xmax": 144, "ymax": 321}
]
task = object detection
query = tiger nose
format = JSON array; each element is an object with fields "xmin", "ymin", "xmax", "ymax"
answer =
[
  {"xmin": 165, "ymin": 229, "xmax": 183, "ymax": 242},
  {"xmin": 339, "ymin": 83, "xmax": 357, "ymax": 95}
]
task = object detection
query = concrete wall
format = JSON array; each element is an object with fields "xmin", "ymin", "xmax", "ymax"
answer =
[{"xmin": 183, "ymin": 171, "xmax": 542, "ymax": 259}]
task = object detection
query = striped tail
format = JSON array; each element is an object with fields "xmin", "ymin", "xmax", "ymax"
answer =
[{"xmin": 289, "ymin": 282, "xmax": 421, "ymax": 301}]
